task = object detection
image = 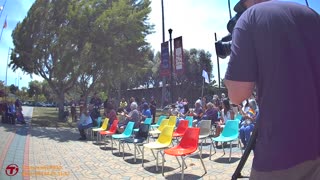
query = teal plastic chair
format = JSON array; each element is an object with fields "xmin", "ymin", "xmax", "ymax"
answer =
[
  {"xmin": 185, "ymin": 116, "xmax": 194, "ymax": 127},
  {"xmin": 111, "ymin": 121, "xmax": 135, "ymax": 154},
  {"xmin": 88, "ymin": 116, "xmax": 102, "ymax": 139},
  {"xmin": 151, "ymin": 115, "xmax": 166, "ymax": 130},
  {"xmin": 234, "ymin": 113, "xmax": 242, "ymax": 121},
  {"xmin": 134, "ymin": 117, "xmax": 152, "ymax": 132},
  {"xmin": 209, "ymin": 120, "xmax": 242, "ymax": 162}
]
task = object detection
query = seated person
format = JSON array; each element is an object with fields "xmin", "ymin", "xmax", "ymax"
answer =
[
  {"xmin": 118, "ymin": 102, "xmax": 140, "ymax": 133},
  {"xmin": 141, "ymin": 103, "xmax": 152, "ymax": 122},
  {"xmin": 239, "ymin": 100, "xmax": 259, "ymax": 148},
  {"xmin": 77, "ymin": 106, "xmax": 93, "ymax": 140},
  {"xmin": 104, "ymin": 103, "xmax": 117, "ymax": 128},
  {"xmin": 168, "ymin": 104, "xmax": 179, "ymax": 116},
  {"xmin": 201, "ymin": 102, "xmax": 218, "ymax": 126},
  {"xmin": 214, "ymin": 99, "xmax": 235, "ymax": 137},
  {"xmin": 191, "ymin": 100, "xmax": 204, "ymax": 126}
]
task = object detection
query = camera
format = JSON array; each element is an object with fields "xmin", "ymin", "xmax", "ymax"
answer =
[{"xmin": 215, "ymin": 1, "xmax": 247, "ymax": 59}]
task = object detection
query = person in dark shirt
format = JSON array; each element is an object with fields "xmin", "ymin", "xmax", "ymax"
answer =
[
  {"xmin": 225, "ymin": 0, "xmax": 320, "ymax": 179},
  {"xmin": 149, "ymin": 96, "xmax": 157, "ymax": 124}
]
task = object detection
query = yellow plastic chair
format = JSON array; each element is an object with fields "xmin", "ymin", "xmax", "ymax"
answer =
[
  {"xmin": 92, "ymin": 118, "xmax": 109, "ymax": 143},
  {"xmin": 142, "ymin": 125, "xmax": 175, "ymax": 171},
  {"xmin": 168, "ymin": 116, "xmax": 177, "ymax": 127},
  {"xmin": 149, "ymin": 119, "xmax": 169, "ymax": 136}
]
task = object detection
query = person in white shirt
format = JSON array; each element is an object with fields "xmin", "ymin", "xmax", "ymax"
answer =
[{"xmin": 77, "ymin": 105, "xmax": 93, "ymax": 140}]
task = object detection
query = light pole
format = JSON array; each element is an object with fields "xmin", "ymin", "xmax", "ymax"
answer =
[
  {"xmin": 168, "ymin": 28, "xmax": 173, "ymax": 104},
  {"xmin": 161, "ymin": 0, "xmax": 166, "ymax": 108},
  {"xmin": 5, "ymin": 47, "xmax": 12, "ymax": 100}
]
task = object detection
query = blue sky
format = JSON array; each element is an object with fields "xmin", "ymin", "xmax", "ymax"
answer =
[{"xmin": 0, "ymin": 0, "xmax": 319, "ymax": 89}]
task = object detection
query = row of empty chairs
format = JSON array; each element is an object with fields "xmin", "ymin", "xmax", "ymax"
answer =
[{"xmin": 86, "ymin": 115, "xmax": 242, "ymax": 180}]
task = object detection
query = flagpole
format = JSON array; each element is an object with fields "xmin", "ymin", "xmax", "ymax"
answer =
[
  {"xmin": 0, "ymin": 14, "xmax": 7, "ymax": 41},
  {"xmin": 0, "ymin": 0, "xmax": 7, "ymax": 20},
  {"xmin": 201, "ymin": 78, "xmax": 204, "ymax": 98}
]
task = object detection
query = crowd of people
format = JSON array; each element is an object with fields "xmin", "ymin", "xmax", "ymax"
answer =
[
  {"xmin": 73, "ymin": 92, "xmax": 259, "ymax": 149},
  {"xmin": 0, "ymin": 98, "xmax": 26, "ymax": 124}
]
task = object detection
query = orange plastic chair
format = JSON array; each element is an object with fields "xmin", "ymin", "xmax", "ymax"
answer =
[
  {"xmin": 100, "ymin": 119, "xmax": 119, "ymax": 148},
  {"xmin": 172, "ymin": 120, "xmax": 189, "ymax": 143},
  {"xmin": 162, "ymin": 127, "xmax": 207, "ymax": 179}
]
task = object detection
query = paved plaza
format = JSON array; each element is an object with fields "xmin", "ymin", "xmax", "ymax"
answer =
[{"xmin": 0, "ymin": 106, "xmax": 253, "ymax": 180}]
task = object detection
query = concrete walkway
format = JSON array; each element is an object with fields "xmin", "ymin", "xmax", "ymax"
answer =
[{"xmin": 0, "ymin": 107, "xmax": 253, "ymax": 180}]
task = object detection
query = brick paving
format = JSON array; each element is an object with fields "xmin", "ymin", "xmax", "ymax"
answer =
[{"xmin": 0, "ymin": 107, "xmax": 253, "ymax": 180}]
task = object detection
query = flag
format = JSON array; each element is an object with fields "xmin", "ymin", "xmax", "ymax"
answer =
[
  {"xmin": 202, "ymin": 70, "xmax": 209, "ymax": 83},
  {"xmin": 160, "ymin": 41, "xmax": 170, "ymax": 77},
  {"xmin": 3, "ymin": 16, "xmax": 7, "ymax": 29},
  {"xmin": 174, "ymin": 36, "xmax": 184, "ymax": 76}
]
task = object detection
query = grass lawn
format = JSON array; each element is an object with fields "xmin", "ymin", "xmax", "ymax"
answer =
[
  {"xmin": 31, "ymin": 107, "xmax": 76, "ymax": 128},
  {"xmin": 31, "ymin": 107, "xmax": 168, "ymax": 128}
]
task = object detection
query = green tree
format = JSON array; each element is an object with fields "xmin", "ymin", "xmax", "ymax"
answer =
[
  {"xmin": 28, "ymin": 81, "xmax": 42, "ymax": 102},
  {"xmin": 10, "ymin": 0, "xmax": 153, "ymax": 119}
]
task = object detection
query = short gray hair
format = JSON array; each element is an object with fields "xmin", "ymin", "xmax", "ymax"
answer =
[{"xmin": 130, "ymin": 102, "xmax": 138, "ymax": 109}]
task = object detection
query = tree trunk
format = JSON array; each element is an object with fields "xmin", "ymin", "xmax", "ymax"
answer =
[{"xmin": 57, "ymin": 92, "xmax": 65, "ymax": 121}]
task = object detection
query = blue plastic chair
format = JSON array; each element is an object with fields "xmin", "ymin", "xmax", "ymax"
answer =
[
  {"xmin": 88, "ymin": 116, "xmax": 102, "ymax": 139},
  {"xmin": 209, "ymin": 120, "xmax": 242, "ymax": 162},
  {"xmin": 134, "ymin": 117, "xmax": 152, "ymax": 132},
  {"xmin": 185, "ymin": 116, "xmax": 194, "ymax": 127},
  {"xmin": 151, "ymin": 115, "xmax": 167, "ymax": 130},
  {"xmin": 112, "ymin": 121, "xmax": 135, "ymax": 154}
]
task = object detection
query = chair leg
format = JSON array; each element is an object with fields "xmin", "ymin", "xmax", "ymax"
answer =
[
  {"xmin": 156, "ymin": 150, "xmax": 160, "ymax": 171},
  {"xmin": 181, "ymin": 157, "xmax": 185, "ymax": 180},
  {"xmin": 222, "ymin": 142, "xmax": 225, "ymax": 155},
  {"xmin": 151, "ymin": 149, "xmax": 156, "ymax": 159},
  {"xmin": 181, "ymin": 156, "xmax": 187, "ymax": 169},
  {"xmin": 161, "ymin": 151, "xmax": 165, "ymax": 176},
  {"xmin": 142, "ymin": 146, "xmax": 145, "ymax": 167},
  {"xmin": 209, "ymin": 138, "xmax": 216, "ymax": 160},
  {"xmin": 134, "ymin": 143, "xmax": 137, "ymax": 163},
  {"xmin": 118, "ymin": 139, "xmax": 121, "ymax": 155},
  {"xmin": 229, "ymin": 141, "xmax": 232, "ymax": 163},
  {"xmin": 111, "ymin": 137, "xmax": 114, "ymax": 153},
  {"xmin": 175, "ymin": 156, "xmax": 181, "ymax": 168},
  {"xmin": 122, "ymin": 141, "xmax": 125, "ymax": 159},
  {"xmin": 198, "ymin": 152, "xmax": 207, "ymax": 175}
]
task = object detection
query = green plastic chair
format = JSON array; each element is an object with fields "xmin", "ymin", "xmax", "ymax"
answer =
[
  {"xmin": 209, "ymin": 120, "xmax": 242, "ymax": 162},
  {"xmin": 134, "ymin": 117, "xmax": 152, "ymax": 132},
  {"xmin": 111, "ymin": 121, "xmax": 135, "ymax": 154},
  {"xmin": 151, "ymin": 115, "xmax": 166, "ymax": 130},
  {"xmin": 185, "ymin": 116, "xmax": 194, "ymax": 127}
]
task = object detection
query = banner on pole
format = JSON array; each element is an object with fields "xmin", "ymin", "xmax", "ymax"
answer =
[
  {"xmin": 174, "ymin": 36, "xmax": 184, "ymax": 76},
  {"xmin": 160, "ymin": 41, "xmax": 170, "ymax": 77}
]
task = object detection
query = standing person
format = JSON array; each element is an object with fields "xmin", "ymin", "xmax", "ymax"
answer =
[
  {"xmin": 224, "ymin": 0, "xmax": 320, "ymax": 179},
  {"xmin": 119, "ymin": 97, "xmax": 127, "ymax": 113},
  {"xmin": 90, "ymin": 92, "xmax": 102, "ymax": 109},
  {"xmin": 79, "ymin": 95, "xmax": 86, "ymax": 115},
  {"xmin": 149, "ymin": 96, "xmax": 157, "ymax": 124},
  {"xmin": 70, "ymin": 99, "xmax": 77, "ymax": 122}
]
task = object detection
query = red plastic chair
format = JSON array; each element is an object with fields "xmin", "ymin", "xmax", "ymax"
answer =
[
  {"xmin": 162, "ymin": 127, "xmax": 207, "ymax": 179},
  {"xmin": 172, "ymin": 120, "xmax": 189, "ymax": 142},
  {"xmin": 100, "ymin": 119, "xmax": 119, "ymax": 148}
]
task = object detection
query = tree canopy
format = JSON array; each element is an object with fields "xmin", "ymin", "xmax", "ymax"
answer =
[{"xmin": 10, "ymin": 0, "xmax": 153, "ymax": 119}]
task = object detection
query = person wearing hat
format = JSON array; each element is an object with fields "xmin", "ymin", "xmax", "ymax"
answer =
[{"xmin": 224, "ymin": 0, "xmax": 320, "ymax": 179}]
